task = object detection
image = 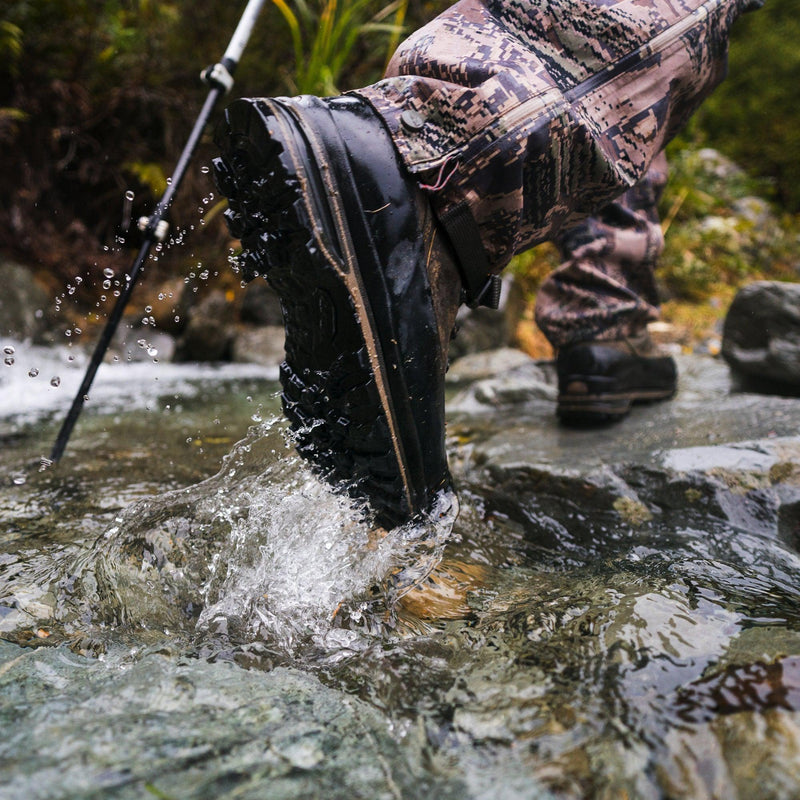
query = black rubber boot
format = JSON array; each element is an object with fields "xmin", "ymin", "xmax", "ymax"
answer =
[
  {"xmin": 556, "ymin": 332, "xmax": 677, "ymax": 423},
  {"xmin": 213, "ymin": 95, "xmax": 462, "ymax": 527}
]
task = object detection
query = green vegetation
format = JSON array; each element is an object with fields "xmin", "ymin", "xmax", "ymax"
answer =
[
  {"xmin": 687, "ymin": 0, "xmax": 800, "ymax": 212},
  {"xmin": 0, "ymin": 0, "xmax": 420, "ymax": 290},
  {"xmin": 1, "ymin": 0, "xmax": 798, "ymax": 337}
]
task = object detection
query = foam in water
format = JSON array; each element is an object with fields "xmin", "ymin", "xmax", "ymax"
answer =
[{"xmin": 197, "ymin": 426, "xmax": 458, "ymax": 654}]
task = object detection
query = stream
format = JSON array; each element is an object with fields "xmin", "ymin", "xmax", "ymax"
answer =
[{"xmin": 3, "ymin": 337, "xmax": 800, "ymax": 799}]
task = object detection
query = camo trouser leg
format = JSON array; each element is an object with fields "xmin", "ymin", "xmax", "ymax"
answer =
[
  {"xmin": 534, "ymin": 152, "xmax": 668, "ymax": 348},
  {"xmin": 356, "ymin": 0, "xmax": 759, "ymax": 278}
]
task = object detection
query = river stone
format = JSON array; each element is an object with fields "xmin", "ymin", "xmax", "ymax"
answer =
[
  {"xmin": 0, "ymin": 641, "xmax": 473, "ymax": 800},
  {"xmin": 232, "ymin": 325, "xmax": 285, "ymax": 367},
  {"xmin": 240, "ymin": 280, "xmax": 284, "ymax": 326},
  {"xmin": 0, "ymin": 258, "xmax": 49, "ymax": 341},
  {"xmin": 173, "ymin": 289, "xmax": 235, "ymax": 362},
  {"xmin": 722, "ymin": 281, "xmax": 800, "ymax": 389},
  {"xmin": 447, "ymin": 347, "xmax": 537, "ymax": 385}
]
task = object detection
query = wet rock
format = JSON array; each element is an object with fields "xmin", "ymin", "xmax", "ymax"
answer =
[
  {"xmin": 447, "ymin": 348, "xmax": 556, "ymax": 412},
  {"xmin": 448, "ymin": 275, "xmax": 523, "ymax": 360},
  {"xmin": 173, "ymin": 290, "xmax": 235, "ymax": 363},
  {"xmin": 240, "ymin": 280, "xmax": 284, "ymax": 326},
  {"xmin": 0, "ymin": 642, "xmax": 470, "ymax": 800},
  {"xmin": 447, "ymin": 347, "xmax": 537, "ymax": 385},
  {"xmin": 722, "ymin": 281, "xmax": 800, "ymax": 390},
  {"xmin": 232, "ymin": 325, "xmax": 285, "ymax": 367},
  {"xmin": 448, "ymin": 352, "xmax": 800, "ymax": 550},
  {"xmin": 0, "ymin": 258, "xmax": 50, "ymax": 342}
]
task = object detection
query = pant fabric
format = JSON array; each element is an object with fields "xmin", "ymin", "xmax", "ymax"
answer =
[
  {"xmin": 535, "ymin": 151, "xmax": 667, "ymax": 347},
  {"xmin": 355, "ymin": 0, "xmax": 760, "ymax": 345}
]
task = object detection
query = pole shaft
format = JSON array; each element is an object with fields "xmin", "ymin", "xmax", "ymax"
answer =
[{"xmin": 50, "ymin": 0, "xmax": 265, "ymax": 462}]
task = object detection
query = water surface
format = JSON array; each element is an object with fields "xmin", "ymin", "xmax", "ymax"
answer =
[{"xmin": 3, "ymin": 344, "xmax": 800, "ymax": 799}]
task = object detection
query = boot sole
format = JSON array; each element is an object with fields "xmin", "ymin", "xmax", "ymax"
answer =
[
  {"xmin": 214, "ymin": 99, "xmax": 425, "ymax": 526},
  {"xmin": 557, "ymin": 386, "xmax": 676, "ymax": 422}
]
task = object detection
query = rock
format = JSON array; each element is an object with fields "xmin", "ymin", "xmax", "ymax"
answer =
[
  {"xmin": 448, "ymin": 275, "xmax": 523, "ymax": 360},
  {"xmin": 722, "ymin": 281, "xmax": 800, "ymax": 389},
  {"xmin": 240, "ymin": 280, "xmax": 284, "ymax": 326},
  {"xmin": 0, "ymin": 642, "xmax": 465, "ymax": 800},
  {"xmin": 695, "ymin": 147, "xmax": 744, "ymax": 181},
  {"xmin": 447, "ymin": 347, "xmax": 537, "ymax": 385},
  {"xmin": 110, "ymin": 328, "xmax": 176, "ymax": 363},
  {"xmin": 147, "ymin": 277, "xmax": 191, "ymax": 334},
  {"xmin": 447, "ymin": 353, "xmax": 800, "ymax": 550},
  {"xmin": 232, "ymin": 325, "xmax": 285, "ymax": 367},
  {"xmin": 0, "ymin": 258, "xmax": 50, "ymax": 342},
  {"xmin": 172, "ymin": 290, "xmax": 235, "ymax": 362},
  {"xmin": 733, "ymin": 195, "xmax": 775, "ymax": 229}
]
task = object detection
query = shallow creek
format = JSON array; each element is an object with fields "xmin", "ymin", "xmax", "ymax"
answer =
[{"xmin": 3, "ymin": 340, "xmax": 800, "ymax": 799}]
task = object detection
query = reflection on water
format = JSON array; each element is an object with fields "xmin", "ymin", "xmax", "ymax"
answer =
[{"xmin": 3, "ymin": 346, "xmax": 800, "ymax": 798}]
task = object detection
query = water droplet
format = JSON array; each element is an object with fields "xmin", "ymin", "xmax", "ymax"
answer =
[
  {"xmin": 75, "ymin": 276, "xmax": 83, "ymax": 285},
  {"xmin": 4, "ymin": 357, "xmax": 14, "ymax": 366},
  {"xmin": 173, "ymin": 315, "xmax": 180, "ymax": 323},
  {"xmin": 125, "ymin": 190, "xmax": 135, "ymax": 201},
  {"xmin": 137, "ymin": 339, "xmax": 147, "ymax": 348},
  {"xmin": 28, "ymin": 368, "xmax": 39, "ymax": 378},
  {"xmin": 103, "ymin": 280, "xmax": 111, "ymax": 290},
  {"xmin": 12, "ymin": 473, "xmax": 26, "ymax": 486},
  {"xmin": 201, "ymin": 165, "xmax": 210, "ymax": 174},
  {"xmin": 68, "ymin": 285, "xmax": 76, "ymax": 295},
  {"xmin": 64, "ymin": 330, "xmax": 71, "ymax": 337},
  {"xmin": 50, "ymin": 376, "xmax": 61, "ymax": 387},
  {"xmin": 3, "ymin": 346, "xmax": 15, "ymax": 356},
  {"xmin": 74, "ymin": 327, "xmax": 82, "ymax": 335},
  {"xmin": 147, "ymin": 347, "xmax": 158, "ymax": 358},
  {"xmin": 103, "ymin": 268, "xmax": 114, "ymax": 279},
  {"xmin": 144, "ymin": 305, "xmax": 152, "ymax": 313}
]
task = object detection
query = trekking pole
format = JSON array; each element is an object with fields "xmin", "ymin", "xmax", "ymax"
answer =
[{"xmin": 50, "ymin": 0, "xmax": 267, "ymax": 464}]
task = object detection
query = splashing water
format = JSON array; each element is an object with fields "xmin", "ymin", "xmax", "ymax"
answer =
[
  {"xmin": 199, "ymin": 457, "xmax": 457, "ymax": 655},
  {"xmin": 4, "ymin": 415, "xmax": 457, "ymax": 661}
]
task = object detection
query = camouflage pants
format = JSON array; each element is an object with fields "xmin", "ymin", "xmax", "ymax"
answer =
[
  {"xmin": 535, "ymin": 152, "xmax": 668, "ymax": 346},
  {"xmin": 356, "ymin": 0, "xmax": 760, "ymax": 345}
]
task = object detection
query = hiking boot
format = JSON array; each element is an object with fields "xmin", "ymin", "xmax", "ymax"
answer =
[
  {"xmin": 212, "ymin": 95, "xmax": 463, "ymax": 527},
  {"xmin": 556, "ymin": 332, "xmax": 677, "ymax": 422}
]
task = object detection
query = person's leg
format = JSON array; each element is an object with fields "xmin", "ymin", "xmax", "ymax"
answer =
[
  {"xmin": 359, "ymin": 0, "xmax": 760, "ymax": 274},
  {"xmin": 535, "ymin": 153, "xmax": 678, "ymax": 421},
  {"xmin": 215, "ymin": 0, "xmax": 759, "ymax": 524}
]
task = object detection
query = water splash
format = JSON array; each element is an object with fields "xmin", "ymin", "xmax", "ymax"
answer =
[
  {"xmin": 3, "ymin": 417, "xmax": 457, "ymax": 660},
  {"xmin": 198, "ymin": 461, "xmax": 457, "ymax": 655}
]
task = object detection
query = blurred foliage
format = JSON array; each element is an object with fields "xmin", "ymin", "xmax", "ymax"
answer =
[
  {"xmin": 272, "ymin": 0, "xmax": 408, "ymax": 95},
  {"xmin": 683, "ymin": 0, "xmax": 800, "ymax": 212},
  {"xmin": 656, "ymin": 146, "xmax": 800, "ymax": 302},
  {"xmin": 0, "ymin": 0, "xmax": 798, "ymax": 325},
  {"xmin": 0, "ymin": 0, "xmax": 434, "ymax": 291}
]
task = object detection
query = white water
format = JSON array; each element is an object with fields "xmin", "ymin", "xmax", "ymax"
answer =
[{"xmin": 0, "ymin": 336, "xmax": 277, "ymax": 428}]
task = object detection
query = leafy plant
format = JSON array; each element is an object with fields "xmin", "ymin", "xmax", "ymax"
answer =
[{"xmin": 271, "ymin": 0, "xmax": 408, "ymax": 95}]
